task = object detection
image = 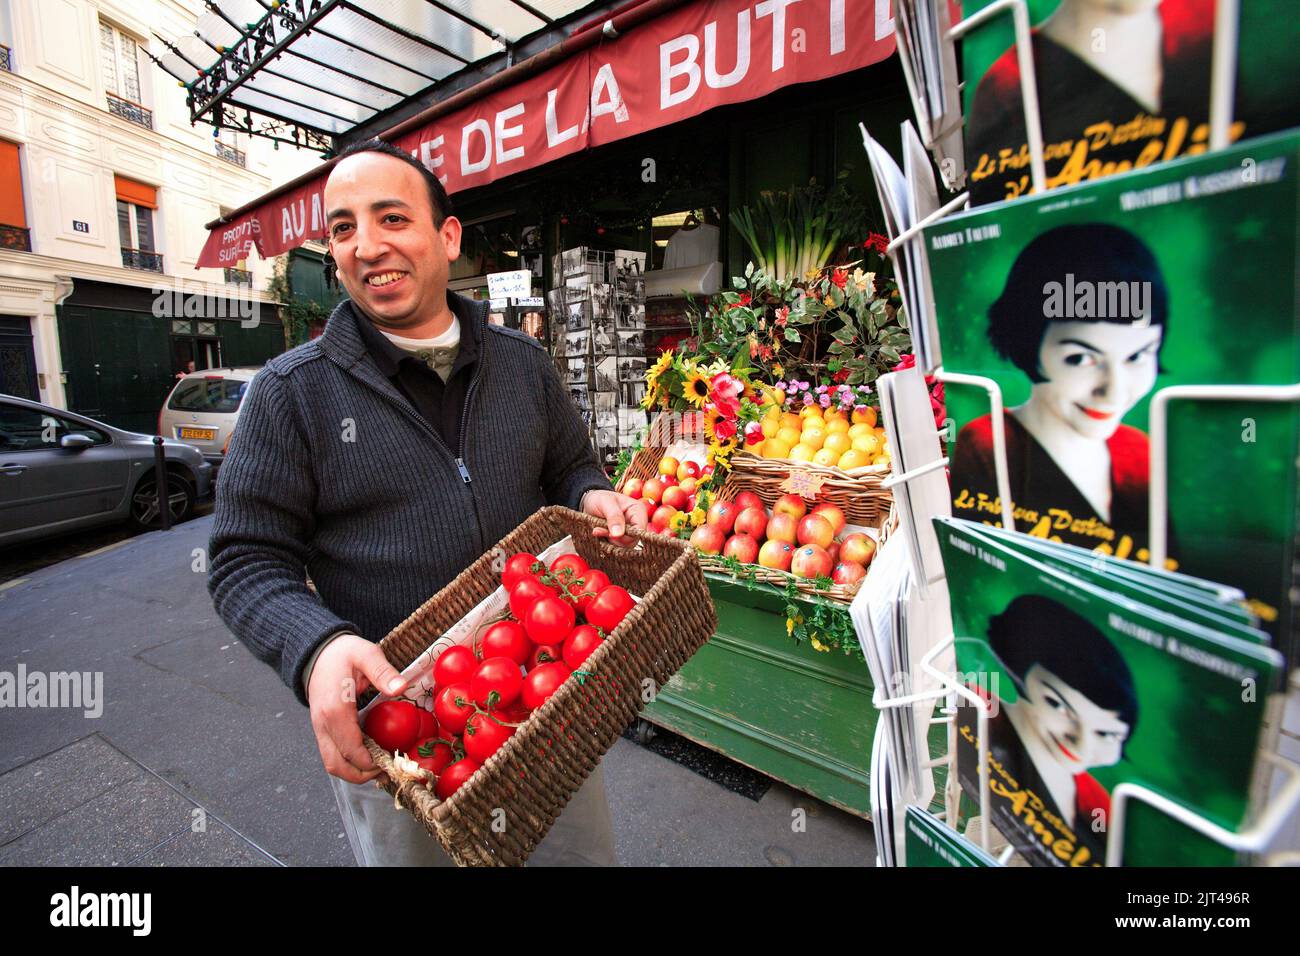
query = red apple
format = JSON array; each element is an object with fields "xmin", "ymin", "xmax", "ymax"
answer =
[
  {"xmin": 686, "ymin": 494, "xmax": 697, "ymax": 511},
  {"xmin": 701, "ymin": 464, "xmax": 715, "ymax": 478},
  {"xmin": 832, "ymin": 560, "xmax": 867, "ymax": 585},
  {"xmin": 757, "ymin": 539, "xmax": 794, "ymax": 571},
  {"xmin": 679, "ymin": 477, "xmax": 698, "ymax": 495},
  {"xmin": 791, "ymin": 544, "xmax": 833, "ymax": 579},
  {"xmin": 690, "ymin": 524, "xmax": 726, "ymax": 555},
  {"xmin": 796, "ymin": 514, "xmax": 834, "ymax": 549},
  {"xmin": 642, "ymin": 477, "xmax": 665, "ymax": 506},
  {"xmin": 773, "ymin": 493, "xmax": 808, "ymax": 520},
  {"xmin": 841, "ymin": 532, "xmax": 877, "ymax": 567},
  {"xmin": 707, "ymin": 501, "xmax": 738, "ymax": 535},
  {"xmin": 677, "ymin": 460, "xmax": 701, "ymax": 481},
  {"xmin": 826, "ymin": 541, "xmax": 841, "ymax": 566},
  {"xmin": 660, "ymin": 473, "xmax": 679, "ymax": 487},
  {"xmin": 811, "ymin": 503, "xmax": 847, "ymax": 537},
  {"xmin": 652, "ymin": 505, "xmax": 677, "ymax": 528},
  {"xmin": 723, "ymin": 533, "xmax": 759, "ymax": 564},
  {"xmin": 734, "ymin": 506, "xmax": 768, "ymax": 539},
  {"xmin": 623, "ymin": 478, "xmax": 643, "ymax": 499},
  {"xmin": 662, "ymin": 485, "xmax": 689, "ymax": 510},
  {"xmin": 658, "ymin": 456, "xmax": 680, "ymax": 477},
  {"xmin": 766, "ymin": 513, "xmax": 798, "ymax": 544},
  {"xmin": 735, "ymin": 490, "xmax": 764, "ymax": 513}
]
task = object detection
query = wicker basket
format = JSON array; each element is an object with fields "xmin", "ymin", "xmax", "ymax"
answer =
[
  {"xmin": 362, "ymin": 506, "xmax": 717, "ymax": 866},
  {"xmin": 615, "ymin": 444, "xmax": 664, "ymax": 493},
  {"xmin": 728, "ymin": 451, "xmax": 892, "ymax": 527}
]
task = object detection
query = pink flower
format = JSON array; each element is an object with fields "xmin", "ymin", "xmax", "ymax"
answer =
[
  {"xmin": 744, "ymin": 421, "xmax": 764, "ymax": 445},
  {"xmin": 714, "ymin": 417, "xmax": 738, "ymax": 442},
  {"xmin": 893, "ymin": 353, "xmax": 917, "ymax": 373},
  {"xmin": 710, "ymin": 373, "xmax": 744, "ymax": 400},
  {"xmin": 819, "ymin": 393, "xmax": 831, "ymax": 408}
]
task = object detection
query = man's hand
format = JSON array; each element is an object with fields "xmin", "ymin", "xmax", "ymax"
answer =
[
  {"xmin": 307, "ymin": 635, "xmax": 409, "ymax": 784},
  {"xmin": 582, "ymin": 489, "xmax": 648, "ymax": 548}
]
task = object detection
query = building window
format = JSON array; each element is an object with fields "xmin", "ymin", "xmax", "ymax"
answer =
[
  {"xmin": 215, "ymin": 135, "xmax": 246, "ymax": 168},
  {"xmin": 100, "ymin": 22, "xmax": 151, "ymax": 129},
  {"xmin": 0, "ymin": 139, "xmax": 28, "ymax": 252},
  {"xmin": 115, "ymin": 174, "xmax": 162, "ymax": 272}
]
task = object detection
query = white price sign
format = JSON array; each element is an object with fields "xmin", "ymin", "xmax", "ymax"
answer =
[{"xmin": 487, "ymin": 269, "xmax": 532, "ymax": 300}]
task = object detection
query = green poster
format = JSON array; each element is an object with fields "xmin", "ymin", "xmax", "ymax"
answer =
[
  {"xmin": 904, "ymin": 807, "xmax": 999, "ymax": 867},
  {"xmin": 925, "ymin": 131, "xmax": 1300, "ymax": 651},
  {"xmin": 962, "ymin": 0, "xmax": 1300, "ymax": 205},
  {"xmin": 935, "ymin": 516, "xmax": 1282, "ymax": 866}
]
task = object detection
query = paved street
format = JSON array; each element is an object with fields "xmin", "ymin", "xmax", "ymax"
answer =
[{"xmin": 0, "ymin": 515, "xmax": 877, "ymax": 866}]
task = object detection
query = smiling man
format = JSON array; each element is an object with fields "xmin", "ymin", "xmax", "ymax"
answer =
[{"xmin": 207, "ymin": 138, "xmax": 645, "ymax": 866}]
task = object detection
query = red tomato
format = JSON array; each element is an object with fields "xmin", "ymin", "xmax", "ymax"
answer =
[
  {"xmin": 433, "ymin": 645, "xmax": 478, "ymax": 689},
  {"xmin": 563, "ymin": 624, "xmax": 604, "ymax": 670},
  {"xmin": 480, "ymin": 620, "xmax": 530, "ymax": 665},
  {"xmin": 410, "ymin": 738, "xmax": 454, "ymax": 776},
  {"xmin": 433, "ymin": 683, "xmax": 475, "ymax": 735},
  {"xmin": 567, "ymin": 569, "xmax": 611, "ymax": 614},
  {"xmin": 549, "ymin": 553, "xmax": 589, "ymax": 583},
  {"xmin": 521, "ymin": 662, "xmax": 572, "ymax": 711},
  {"xmin": 526, "ymin": 643, "xmax": 562, "ymax": 671},
  {"xmin": 470, "ymin": 656, "xmax": 523, "ymax": 708},
  {"xmin": 413, "ymin": 706, "xmax": 439, "ymax": 742},
  {"xmin": 435, "ymin": 758, "xmax": 480, "ymax": 800},
  {"xmin": 586, "ymin": 585, "xmax": 635, "ymax": 632},
  {"xmin": 508, "ymin": 576, "xmax": 557, "ymax": 620},
  {"xmin": 523, "ymin": 594, "xmax": 575, "ymax": 646},
  {"xmin": 495, "ymin": 700, "xmax": 532, "ymax": 725},
  {"xmin": 501, "ymin": 552, "xmax": 541, "ymax": 592},
  {"xmin": 363, "ymin": 700, "xmax": 421, "ymax": 754},
  {"xmin": 463, "ymin": 712, "xmax": 517, "ymax": 764}
]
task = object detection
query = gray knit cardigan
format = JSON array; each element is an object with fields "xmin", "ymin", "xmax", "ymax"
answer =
[{"xmin": 207, "ymin": 294, "xmax": 611, "ymax": 704}]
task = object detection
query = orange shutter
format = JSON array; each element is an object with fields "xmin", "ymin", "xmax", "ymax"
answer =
[
  {"xmin": 0, "ymin": 141, "xmax": 26, "ymax": 229},
  {"xmin": 114, "ymin": 174, "xmax": 157, "ymax": 209}
]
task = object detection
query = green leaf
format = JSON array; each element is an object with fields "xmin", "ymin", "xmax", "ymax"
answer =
[
  {"xmin": 783, "ymin": 327, "xmax": 802, "ymax": 343},
  {"xmin": 847, "ymin": 369, "xmax": 865, "ymax": 385},
  {"xmin": 745, "ymin": 261, "xmax": 754, "ymax": 279},
  {"xmin": 733, "ymin": 276, "xmax": 747, "ymax": 290},
  {"xmin": 832, "ymin": 326, "xmax": 855, "ymax": 344},
  {"xmin": 880, "ymin": 346, "xmax": 900, "ymax": 364}
]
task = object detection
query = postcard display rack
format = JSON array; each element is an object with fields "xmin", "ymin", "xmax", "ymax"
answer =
[
  {"xmin": 861, "ymin": 0, "xmax": 1300, "ymax": 867},
  {"xmin": 548, "ymin": 247, "xmax": 650, "ymax": 468}
]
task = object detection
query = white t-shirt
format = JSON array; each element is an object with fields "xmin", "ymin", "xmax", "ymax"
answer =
[
  {"xmin": 663, "ymin": 223, "xmax": 720, "ymax": 271},
  {"xmin": 378, "ymin": 316, "xmax": 460, "ymax": 382}
]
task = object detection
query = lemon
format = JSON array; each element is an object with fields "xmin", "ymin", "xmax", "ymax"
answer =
[
  {"xmin": 838, "ymin": 449, "xmax": 872, "ymax": 470},
  {"xmin": 749, "ymin": 439, "xmax": 765, "ymax": 456},
  {"xmin": 763, "ymin": 439, "xmax": 792, "ymax": 459},
  {"xmin": 823, "ymin": 432, "xmax": 851, "ymax": 455},
  {"xmin": 847, "ymin": 422, "xmax": 871, "ymax": 439},
  {"xmin": 800, "ymin": 405, "xmax": 824, "ymax": 421},
  {"xmin": 799, "ymin": 428, "xmax": 826, "ymax": 450},
  {"xmin": 872, "ymin": 454, "xmax": 890, "ymax": 466},
  {"xmin": 852, "ymin": 407, "xmax": 878, "ymax": 427},
  {"xmin": 788, "ymin": 443, "xmax": 815, "ymax": 462},
  {"xmin": 825, "ymin": 419, "xmax": 850, "ymax": 435},
  {"xmin": 823, "ymin": 408, "xmax": 848, "ymax": 423},
  {"xmin": 813, "ymin": 448, "xmax": 839, "ymax": 467},
  {"xmin": 771, "ymin": 388, "xmax": 787, "ymax": 406},
  {"xmin": 780, "ymin": 412, "xmax": 803, "ymax": 432},
  {"xmin": 761, "ymin": 417, "xmax": 781, "ymax": 439},
  {"xmin": 776, "ymin": 426, "xmax": 802, "ymax": 447},
  {"xmin": 852, "ymin": 434, "xmax": 880, "ymax": 455}
]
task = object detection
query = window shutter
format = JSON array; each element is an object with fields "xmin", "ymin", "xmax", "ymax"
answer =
[
  {"xmin": 0, "ymin": 141, "xmax": 25, "ymax": 228},
  {"xmin": 114, "ymin": 174, "xmax": 157, "ymax": 209}
]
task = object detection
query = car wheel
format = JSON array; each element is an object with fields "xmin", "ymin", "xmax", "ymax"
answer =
[{"xmin": 129, "ymin": 472, "xmax": 195, "ymax": 530}]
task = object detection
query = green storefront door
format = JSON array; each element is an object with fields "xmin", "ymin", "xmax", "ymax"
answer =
[{"xmin": 58, "ymin": 305, "xmax": 172, "ymax": 434}]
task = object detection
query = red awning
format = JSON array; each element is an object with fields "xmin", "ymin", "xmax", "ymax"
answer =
[{"xmin": 198, "ymin": 0, "xmax": 898, "ymax": 269}]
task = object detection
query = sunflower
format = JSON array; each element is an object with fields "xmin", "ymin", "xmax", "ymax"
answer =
[
  {"xmin": 645, "ymin": 350, "xmax": 673, "ymax": 389},
  {"xmin": 682, "ymin": 369, "xmax": 711, "ymax": 408}
]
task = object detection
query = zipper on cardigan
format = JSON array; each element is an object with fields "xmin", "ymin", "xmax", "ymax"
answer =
[{"xmin": 456, "ymin": 458, "xmax": 471, "ymax": 483}]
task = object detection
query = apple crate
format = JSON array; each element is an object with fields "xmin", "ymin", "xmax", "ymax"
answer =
[
  {"xmin": 361, "ymin": 506, "xmax": 717, "ymax": 867},
  {"xmin": 727, "ymin": 451, "xmax": 892, "ymax": 528},
  {"xmin": 695, "ymin": 470, "xmax": 896, "ymax": 605}
]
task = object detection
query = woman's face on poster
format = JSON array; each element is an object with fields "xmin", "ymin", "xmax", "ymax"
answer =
[
  {"xmin": 1029, "ymin": 320, "xmax": 1163, "ymax": 441},
  {"xmin": 1019, "ymin": 663, "xmax": 1130, "ymax": 773}
]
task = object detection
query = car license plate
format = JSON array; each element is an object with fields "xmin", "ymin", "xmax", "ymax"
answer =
[{"xmin": 179, "ymin": 426, "xmax": 216, "ymax": 441}]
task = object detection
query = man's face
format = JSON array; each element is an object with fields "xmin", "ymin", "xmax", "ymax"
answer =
[{"xmin": 325, "ymin": 151, "xmax": 461, "ymax": 330}]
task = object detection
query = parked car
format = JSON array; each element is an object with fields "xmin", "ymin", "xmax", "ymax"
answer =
[
  {"xmin": 0, "ymin": 394, "xmax": 213, "ymax": 548},
  {"xmin": 159, "ymin": 367, "xmax": 261, "ymax": 470}
]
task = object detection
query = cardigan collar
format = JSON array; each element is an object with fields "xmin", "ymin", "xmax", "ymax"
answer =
[{"xmin": 317, "ymin": 290, "xmax": 489, "ymax": 373}]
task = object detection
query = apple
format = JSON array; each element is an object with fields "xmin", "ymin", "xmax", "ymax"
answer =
[
  {"xmin": 758, "ymin": 539, "xmax": 794, "ymax": 571},
  {"xmin": 791, "ymin": 544, "xmax": 833, "ymax": 579},
  {"xmin": 773, "ymin": 493, "xmax": 808, "ymax": 520},
  {"xmin": 652, "ymin": 505, "xmax": 677, "ymax": 528},
  {"xmin": 796, "ymin": 514, "xmax": 834, "ymax": 549},
  {"xmin": 686, "ymin": 494, "xmax": 697, "ymax": 511},
  {"xmin": 811, "ymin": 503, "xmax": 846, "ymax": 537},
  {"xmin": 679, "ymin": 477, "xmax": 698, "ymax": 495},
  {"xmin": 701, "ymin": 464, "xmax": 715, "ymax": 478},
  {"xmin": 623, "ymin": 478, "xmax": 644, "ymax": 499},
  {"xmin": 766, "ymin": 513, "xmax": 798, "ymax": 544},
  {"xmin": 658, "ymin": 456, "xmax": 680, "ymax": 477},
  {"xmin": 735, "ymin": 490, "xmax": 764, "ymax": 513},
  {"xmin": 734, "ymin": 506, "xmax": 768, "ymax": 539},
  {"xmin": 832, "ymin": 560, "xmax": 867, "ymax": 585},
  {"xmin": 707, "ymin": 501, "xmax": 738, "ymax": 535},
  {"xmin": 690, "ymin": 524, "xmax": 726, "ymax": 555},
  {"xmin": 723, "ymin": 533, "xmax": 759, "ymax": 564},
  {"xmin": 662, "ymin": 485, "xmax": 689, "ymax": 510},
  {"xmin": 660, "ymin": 473, "xmax": 679, "ymax": 487},
  {"xmin": 677, "ymin": 460, "xmax": 701, "ymax": 481},
  {"xmin": 642, "ymin": 477, "xmax": 665, "ymax": 506},
  {"xmin": 826, "ymin": 541, "xmax": 841, "ymax": 566},
  {"xmin": 841, "ymin": 532, "xmax": 877, "ymax": 567}
]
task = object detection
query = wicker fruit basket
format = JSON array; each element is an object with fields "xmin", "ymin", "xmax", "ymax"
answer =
[
  {"xmin": 727, "ymin": 451, "xmax": 892, "ymax": 527},
  {"xmin": 361, "ymin": 506, "xmax": 717, "ymax": 866}
]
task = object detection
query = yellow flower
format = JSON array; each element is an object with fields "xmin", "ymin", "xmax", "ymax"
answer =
[
  {"xmin": 823, "ymin": 295, "xmax": 834, "ymax": 307},
  {"xmin": 786, "ymin": 615, "xmax": 800, "ymax": 635},
  {"xmin": 773, "ymin": 363, "xmax": 785, "ymax": 379},
  {"xmin": 804, "ymin": 268, "xmax": 821, "ymax": 283},
  {"xmin": 851, "ymin": 268, "xmax": 875, "ymax": 293},
  {"xmin": 669, "ymin": 511, "xmax": 689, "ymax": 532},
  {"xmin": 682, "ymin": 369, "xmax": 711, "ymax": 408},
  {"xmin": 810, "ymin": 636, "xmax": 830, "ymax": 653},
  {"xmin": 689, "ymin": 507, "xmax": 707, "ymax": 527}
]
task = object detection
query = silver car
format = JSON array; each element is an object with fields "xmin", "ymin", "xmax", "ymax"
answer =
[
  {"xmin": 0, "ymin": 394, "xmax": 213, "ymax": 548},
  {"xmin": 159, "ymin": 367, "xmax": 261, "ymax": 469}
]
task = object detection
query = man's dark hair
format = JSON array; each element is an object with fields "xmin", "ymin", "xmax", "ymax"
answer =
[
  {"xmin": 335, "ymin": 137, "xmax": 454, "ymax": 226},
  {"xmin": 989, "ymin": 594, "xmax": 1139, "ymax": 742},
  {"xmin": 987, "ymin": 223, "xmax": 1169, "ymax": 384}
]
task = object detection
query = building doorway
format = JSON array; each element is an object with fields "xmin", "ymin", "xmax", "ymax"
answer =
[{"xmin": 0, "ymin": 316, "xmax": 39, "ymax": 399}]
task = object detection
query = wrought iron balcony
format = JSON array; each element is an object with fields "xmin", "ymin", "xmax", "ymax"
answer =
[
  {"xmin": 224, "ymin": 266, "xmax": 252, "ymax": 285},
  {"xmin": 122, "ymin": 247, "xmax": 164, "ymax": 272},
  {"xmin": 215, "ymin": 141, "xmax": 246, "ymax": 168},
  {"xmin": 0, "ymin": 44, "xmax": 13, "ymax": 73},
  {"xmin": 0, "ymin": 224, "xmax": 30, "ymax": 251},
  {"xmin": 107, "ymin": 92, "xmax": 153, "ymax": 130}
]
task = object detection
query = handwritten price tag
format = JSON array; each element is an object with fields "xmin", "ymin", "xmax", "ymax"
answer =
[{"xmin": 780, "ymin": 470, "xmax": 825, "ymax": 500}]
